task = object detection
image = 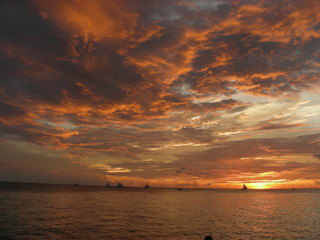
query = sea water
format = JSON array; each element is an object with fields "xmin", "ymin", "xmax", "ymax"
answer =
[{"xmin": 0, "ymin": 182, "xmax": 319, "ymax": 240}]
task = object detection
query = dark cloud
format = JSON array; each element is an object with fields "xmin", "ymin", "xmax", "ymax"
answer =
[
  {"xmin": 228, "ymin": 105, "xmax": 250, "ymax": 113},
  {"xmin": 258, "ymin": 123, "xmax": 305, "ymax": 130},
  {"xmin": 177, "ymin": 127, "xmax": 214, "ymax": 144},
  {"xmin": 0, "ymin": 101, "xmax": 25, "ymax": 117},
  {"xmin": 0, "ymin": 0, "xmax": 67, "ymax": 55}
]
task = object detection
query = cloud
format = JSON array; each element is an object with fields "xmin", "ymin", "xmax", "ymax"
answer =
[
  {"xmin": 257, "ymin": 123, "xmax": 305, "ymax": 131},
  {"xmin": 1, "ymin": 0, "xmax": 319, "ymax": 126},
  {"xmin": 0, "ymin": 101, "xmax": 26, "ymax": 118},
  {"xmin": 166, "ymin": 133, "xmax": 320, "ymax": 181},
  {"xmin": 0, "ymin": 0, "xmax": 319, "ymax": 186}
]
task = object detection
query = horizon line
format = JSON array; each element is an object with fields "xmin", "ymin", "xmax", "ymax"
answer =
[{"xmin": 1, "ymin": 180, "xmax": 319, "ymax": 190}]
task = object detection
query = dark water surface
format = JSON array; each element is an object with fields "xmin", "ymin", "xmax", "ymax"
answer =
[{"xmin": 0, "ymin": 182, "xmax": 319, "ymax": 240}]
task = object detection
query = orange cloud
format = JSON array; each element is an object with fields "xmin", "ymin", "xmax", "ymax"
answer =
[
  {"xmin": 1, "ymin": 0, "xmax": 319, "ymax": 187},
  {"xmin": 35, "ymin": 0, "xmax": 138, "ymax": 44}
]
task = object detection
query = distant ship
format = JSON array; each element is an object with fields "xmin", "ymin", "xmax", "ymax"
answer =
[
  {"xmin": 105, "ymin": 182, "xmax": 111, "ymax": 188},
  {"xmin": 144, "ymin": 184, "xmax": 149, "ymax": 189},
  {"xmin": 242, "ymin": 184, "xmax": 248, "ymax": 190},
  {"xmin": 177, "ymin": 188, "xmax": 183, "ymax": 191},
  {"xmin": 117, "ymin": 182, "xmax": 124, "ymax": 188}
]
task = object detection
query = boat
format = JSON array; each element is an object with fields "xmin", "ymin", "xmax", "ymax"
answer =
[
  {"xmin": 242, "ymin": 184, "xmax": 247, "ymax": 190},
  {"xmin": 144, "ymin": 184, "xmax": 149, "ymax": 189},
  {"xmin": 117, "ymin": 182, "xmax": 124, "ymax": 188},
  {"xmin": 177, "ymin": 188, "xmax": 183, "ymax": 191},
  {"xmin": 105, "ymin": 182, "xmax": 111, "ymax": 188}
]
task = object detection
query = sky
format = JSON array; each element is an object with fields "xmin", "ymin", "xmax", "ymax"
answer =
[{"xmin": 0, "ymin": 0, "xmax": 320, "ymax": 189}]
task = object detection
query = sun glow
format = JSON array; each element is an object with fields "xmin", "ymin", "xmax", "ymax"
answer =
[{"xmin": 248, "ymin": 182, "xmax": 272, "ymax": 189}]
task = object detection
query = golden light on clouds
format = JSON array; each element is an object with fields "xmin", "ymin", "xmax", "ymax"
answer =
[{"xmin": 0, "ymin": 0, "xmax": 319, "ymax": 188}]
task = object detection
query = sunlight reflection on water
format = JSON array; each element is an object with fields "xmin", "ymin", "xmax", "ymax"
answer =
[{"xmin": 0, "ymin": 184, "xmax": 319, "ymax": 240}]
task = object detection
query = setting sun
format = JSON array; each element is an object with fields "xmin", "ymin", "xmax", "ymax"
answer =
[{"xmin": 248, "ymin": 182, "xmax": 272, "ymax": 190}]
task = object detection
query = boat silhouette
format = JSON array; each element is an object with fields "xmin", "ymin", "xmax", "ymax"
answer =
[
  {"xmin": 242, "ymin": 184, "xmax": 248, "ymax": 190},
  {"xmin": 117, "ymin": 182, "xmax": 124, "ymax": 188},
  {"xmin": 144, "ymin": 184, "xmax": 149, "ymax": 189}
]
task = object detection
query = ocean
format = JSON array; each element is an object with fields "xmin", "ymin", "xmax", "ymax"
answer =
[{"xmin": 0, "ymin": 182, "xmax": 319, "ymax": 240}]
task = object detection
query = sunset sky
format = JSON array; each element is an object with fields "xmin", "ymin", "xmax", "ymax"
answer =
[{"xmin": 1, "ymin": 0, "xmax": 320, "ymax": 189}]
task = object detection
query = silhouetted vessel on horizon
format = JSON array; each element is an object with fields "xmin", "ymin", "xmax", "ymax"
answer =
[
  {"xmin": 242, "ymin": 184, "xmax": 247, "ymax": 190},
  {"xmin": 117, "ymin": 182, "xmax": 124, "ymax": 188},
  {"xmin": 144, "ymin": 184, "xmax": 149, "ymax": 189}
]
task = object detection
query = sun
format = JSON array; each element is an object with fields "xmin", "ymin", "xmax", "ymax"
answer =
[{"xmin": 248, "ymin": 182, "xmax": 271, "ymax": 189}]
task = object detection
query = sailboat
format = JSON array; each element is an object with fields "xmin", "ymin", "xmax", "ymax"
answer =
[
  {"xmin": 117, "ymin": 182, "xmax": 124, "ymax": 188},
  {"xmin": 242, "ymin": 184, "xmax": 248, "ymax": 190},
  {"xmin": 105, "ymin": 182, "xmax": 111, "ymax": 188},
  {"xmin": 144, "ymin": 184, "xmax": 149, "ymax": 189}
]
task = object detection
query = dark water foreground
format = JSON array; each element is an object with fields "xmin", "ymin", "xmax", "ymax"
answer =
[{"xmin": 0, "ymin": 182, "xmax": 319, "ymax": 240}]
